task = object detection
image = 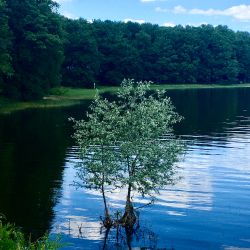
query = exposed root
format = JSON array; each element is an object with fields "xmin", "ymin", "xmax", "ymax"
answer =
[
  {"xmin": 120, "ymin": 202, "xmax": 137, "ymax": 229},
  {"xmin": 100, "ymin": 214, "xmax": 114, "ymax": 229}
]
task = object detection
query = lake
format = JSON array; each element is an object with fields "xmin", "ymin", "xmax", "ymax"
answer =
[{"xmin": 0, "ymin": 88, "xmax": 250, "ymax": 250}]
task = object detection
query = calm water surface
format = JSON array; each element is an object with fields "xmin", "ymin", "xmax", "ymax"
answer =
[{"xmin": 0, "ymin": 88, "xmax": 250, "ymax": 249}]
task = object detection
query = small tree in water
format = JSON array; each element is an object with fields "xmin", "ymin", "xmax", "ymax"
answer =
[
  {"xmin": 71, "ymin": 79, "xmax": 184, "ymax": 229},
  {"xmin": 70, "ymin": 97, "xmax": 122, "ymax": 227}
]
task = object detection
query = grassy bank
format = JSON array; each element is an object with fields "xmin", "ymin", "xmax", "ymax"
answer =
[
  {"xmin": 0, "ymin": 95, "xmax": 82, "ymax": 114},
  {"xmin": 0, "ymin": 216, "xmax": 61, "ymax": 250},
  {"xmin": 1, "ymin": 83, "xmax": 250, "ymax": 114}
]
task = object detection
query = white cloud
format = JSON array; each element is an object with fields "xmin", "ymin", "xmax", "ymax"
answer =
[
  {"xmin": 228, "ymin": 5, "xmax": 250, "ymax": 21},
  {"xmin": 156, "ymin": 5, "xmax": 187, "ymax": 13},
  {"xmin": 173, "ymin": 5, "xmax": 187, "ymax": 14},
  {"xmin": 124, "ymin": 18, "xmax": 145, "ymax": 24},
  {"xmin": 171, "ymin": 4, "xmax": 250, "ymax": 21},
  {"xmin": 189, "ymin": 8, "xmax": 219, "ymax": 16},
  {"xmin": 155, "ymin": 7, "xmax": 168, "ymax": 12},
  {"xmin": 163, "ymin": 21, "xmax": 175, "ymax": 27}
]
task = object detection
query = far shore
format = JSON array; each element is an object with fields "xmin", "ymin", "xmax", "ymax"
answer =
[{"xmin": 1, "ymin": 83, "xmax": 250, "ymax": 114}]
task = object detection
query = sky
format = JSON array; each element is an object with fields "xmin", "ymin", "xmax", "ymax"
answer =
[{"xmin": 55, "ymin": 0, "xmax": 250, "ymax": 32}]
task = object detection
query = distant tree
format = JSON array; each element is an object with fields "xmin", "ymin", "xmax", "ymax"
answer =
[
  {"xmin": 0, "ymin": 0, "xmax": 13, "ymax": 87},
  {"xmin": 71, "ymin": 79, "xmax": 184, "ymax": 228},
  {"xmin": 1, "ymin": 12, "xmax": 250, "ymax": 100},
  {"xmin": 93, "ymin": 20, "xmax": 140, "ymax": 85},
  {"xmin": 62, "ymin": 18, "xmax": 99, "ymax": 88},
  {"xmin": 153, "ymin": 27, "xmax": 177, "ymax": 83},
  {"xmin": 208, "ymin": 26, "xmax": 239, "ymax": 83},
  {"xmin": 3, "ymin": 0, "xmax": 64, "ymax": 100},
  {"xmin": 235, "ymin": 31, "xmax": 250, "ymax": 83}
]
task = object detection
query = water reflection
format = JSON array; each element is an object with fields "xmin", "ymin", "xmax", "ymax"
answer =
[
  {"xmin": 1, "ymin": 88, "xmax": 250, "ymax": 249},
  {"xmin": 0, "ymin": 109, "xmax": 69, "ymax": 237},
  {"xmin": 52, "ymin": 88, "xmax": 250, "ymax": 249}
]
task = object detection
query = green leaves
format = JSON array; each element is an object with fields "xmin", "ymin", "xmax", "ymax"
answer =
[
  {"xmin": 0, "ymin": 217, "xmax": 62, "ymax": 250},
  {"xmin": 62, "ymin": 18, "xmax": 99, "ymax": 88},
  {"xmin": 2, "ymin": 0, "xmax": 64, "ymax": 100},
  {"xmin": 71, "ymin": 93, "xmax": 123, "ymax": 192},
  {"xmin": 2, "ymin": 9, "xmax": 250, "ymax": 101},
  {"xmin": 0, "ymin": 0, "xmax": 13, "ymax": 82},
  {"xmin": 72, "ymin": 79, "xmax": 185, "ymax": 204}
]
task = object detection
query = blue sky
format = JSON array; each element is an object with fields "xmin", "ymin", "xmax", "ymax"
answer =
[{"xmin": 55, "ymin": 0, "xmax": 250, "ymax": 32}]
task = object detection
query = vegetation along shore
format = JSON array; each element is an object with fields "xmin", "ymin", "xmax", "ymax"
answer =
[
  {"xmin": 1, "ymin": 0, "xmax": 250, "ymax": 104},
  {"xmin": 0, "ymin": 83, "xmax": 250, "ymax": 114}
]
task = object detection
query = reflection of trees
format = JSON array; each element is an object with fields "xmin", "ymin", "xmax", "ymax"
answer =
[
  {"xmin": 104, "ymin": 88, "xmax": 250, "ymax": 138},
  {"xmin": 169, "ymin": 88, "xmax": 250, "ymax": 136},
  {"xmin": 100, "ymin": 219, "xmax": 166, "ymax": 250},
  {"xmin": 0, "ymin": 105, "xmax": 90, "ymax": 239},
  {"xmin": 56, "ymin": 211, "xmax": 163, "ymax": 249}
]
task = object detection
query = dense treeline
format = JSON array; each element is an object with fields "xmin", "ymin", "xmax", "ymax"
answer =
[
  {"xmin": 0, "ymin": 0, "xmax": 250, "ymax": 100},
  {"xmin": 63, "ymin": 20, "xmax": 250, "ymax": 87},
  {"xmin": 0, "ymin": 0, "xmax": 64, "ymax": 100}
]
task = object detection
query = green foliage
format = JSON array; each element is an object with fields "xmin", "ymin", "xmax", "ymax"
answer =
[
  {"xmin": 116, "ymin": 80, "xmax": 184, "ymax": 197},
  {"xmin": 62, "ymin": 18, "xmax": 99, "ymax": 88},
  {"xmin": 61, "ymin": 21, "xmax": 250, "ymax": 87},
  {"xmin": 71, "ymin": 80, "xmax": 185, "ymax": 214},
  {"xmin": 0, "ymin": 0, "xmax": 13, "ymax": 86},
  {"xmin": 71, "ymin": 95, "xmax": 122, "ymax": 191},
  {"xmin": 93, "ymin": 20, "xmax": 141, "ymax": 85},
  {"xmin": 235, "ymin": 31, "xmax": 250, "ymax": 83},
  {"xmin": 2, "ymin": 0, "xmax": 64, "ymax": 100},
  {"xmin": 0, "ymin": 216, "xmax": 61, "ymax": 250},
  {"xmin": 1, "ymin": 3, "xmax": 250, "ymax": 101}
]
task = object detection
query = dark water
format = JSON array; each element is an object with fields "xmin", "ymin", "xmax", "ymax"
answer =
[{"xmin": 0, "ymin": 88, "xmax": 250, "ymax": 250}]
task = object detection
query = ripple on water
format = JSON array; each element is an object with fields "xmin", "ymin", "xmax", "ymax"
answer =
[{"xmin": 51, "ymin": 105, "xmax": 250, "ymax": 250}]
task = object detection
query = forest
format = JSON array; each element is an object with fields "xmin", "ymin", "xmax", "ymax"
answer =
[{"xmin": 0, "ymin": 0, "xmax": 250, "ymax": 101}]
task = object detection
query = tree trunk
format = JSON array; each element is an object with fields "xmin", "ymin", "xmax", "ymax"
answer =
[
  {"xmin": 101, "ymin": 183, "xmax": 113, "ymax": 228},
  {"xmin": 100, "ymin": 147, "xmax": 112, "ymax": 227},
  {"xmin": 121, "ymin": 183, "xmax": 137, "ymax": 228}
]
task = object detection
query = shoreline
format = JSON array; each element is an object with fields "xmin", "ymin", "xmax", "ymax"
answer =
[{"xmin": 1, "ymin": 83, "xmax": 250, "ymax": 114}]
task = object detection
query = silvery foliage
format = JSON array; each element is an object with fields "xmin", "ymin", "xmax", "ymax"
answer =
[
  {"xmin": 71, "ymin": 79, "xmax": 184, "ymax": 199},
  {"xmin": 70, "ymin": 95, "xmax": 123, "ymax": 191}
]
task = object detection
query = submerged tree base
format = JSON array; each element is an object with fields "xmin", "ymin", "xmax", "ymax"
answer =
[
  {"xmin": 100, "ymin": 210, "xmax": 159, "ymax": 250},
  {"xmin": 101, "ymin": 214, "xmax": 114, "ymax": 229},
  {"xmin": 101, "ymin": 202, "xmax": 138, "ymax": 232},
  {"xmin": 120, "ymin": 202, "xmax": 137, "ymax": 229}
]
